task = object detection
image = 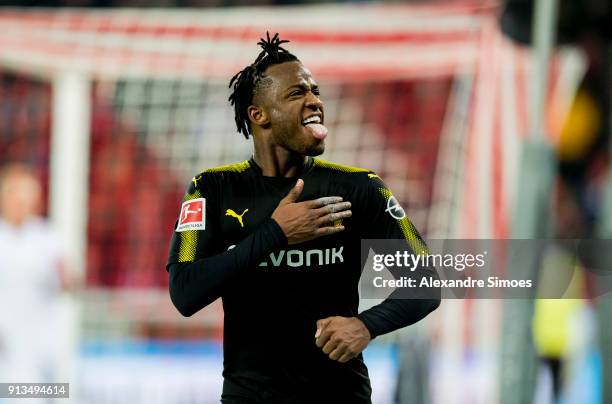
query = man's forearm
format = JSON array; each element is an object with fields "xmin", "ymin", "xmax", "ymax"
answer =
[
  {"xmin": 358, "ymin": 247, "xmax": 441, "ymax": 339},
  {"xmin": 357, "ymin": 297, "xmax": 440, "ymax": 339},
  {"xmin": 168, "ymin": 218, "xmax": 286, "ymax": 316}
]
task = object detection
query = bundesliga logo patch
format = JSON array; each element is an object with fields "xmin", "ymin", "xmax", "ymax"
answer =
[{"xmin": 176, "ymin": 198, "xmax": 206, "ymax": 232}]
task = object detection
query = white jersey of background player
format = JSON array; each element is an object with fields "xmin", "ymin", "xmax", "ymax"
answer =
[{"xmin": 0, "ymin": 164, "xmax": 67, "ymax": 384}]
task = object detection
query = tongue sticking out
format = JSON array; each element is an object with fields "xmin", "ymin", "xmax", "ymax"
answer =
[{"xmin": 305, "ymin": 123, "xmax": 328, "ymax": 140}]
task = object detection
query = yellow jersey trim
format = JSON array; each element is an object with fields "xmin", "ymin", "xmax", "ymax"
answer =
[
  {"xmin": 204, "ymin": 160, "xmax": 251, "ymax": 174},
  {"xmin": 312, "ymin": 159, "xmax": 370, "ymax": 174},
  {"xmin": 377, "ymin": 187, "xmax": 429, "ymax": 255}
]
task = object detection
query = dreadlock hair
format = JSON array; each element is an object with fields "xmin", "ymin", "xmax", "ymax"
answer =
[{"xmin": 228, "ymin": 32, "xmax": 299, "ymax": 139}]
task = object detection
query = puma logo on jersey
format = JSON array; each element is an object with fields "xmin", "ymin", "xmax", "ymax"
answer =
[
  {"xmin": 192, "ymin": 175, "xmax": 202, "ymax": 188},
  {"xmin": 225, "ymin": 208, "xmax": 249, "ymax": 227}
]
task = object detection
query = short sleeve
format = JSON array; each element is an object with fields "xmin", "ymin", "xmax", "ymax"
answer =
[{"xmin": 166, "ymin": 174, "xmax": 220, "ymax": 267}]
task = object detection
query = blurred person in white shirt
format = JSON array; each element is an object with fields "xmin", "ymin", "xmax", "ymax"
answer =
[{"xmin": 0, "ymin": 164, "xmax": 71, "ymax": 384}]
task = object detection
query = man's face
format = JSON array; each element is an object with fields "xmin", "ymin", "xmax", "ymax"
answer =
[
  {"xmin": 0, "ymin": 171, "xmax": 41, "ymax": 226},
  {"xmin": 255, "ymin": 61, "xmax": 327, "ymax": 156}
]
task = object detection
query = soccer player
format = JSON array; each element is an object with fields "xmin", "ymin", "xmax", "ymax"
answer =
[{"xmin": 167, "ymin": 33, "xmax": 440, "ymax": 403}]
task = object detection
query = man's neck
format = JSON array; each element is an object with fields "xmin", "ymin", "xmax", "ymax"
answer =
[
  {"xmin": 0, "ymin": 215, "xmax": 29, "ymax": 229},
  {"xmin": 252, "ymin": 145, "xmax": 308, "ymax": 178}
]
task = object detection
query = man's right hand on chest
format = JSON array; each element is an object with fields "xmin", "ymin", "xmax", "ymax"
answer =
[{"xmin": 271, "ymin": 179, "xmax": 352, "ymax": 245}]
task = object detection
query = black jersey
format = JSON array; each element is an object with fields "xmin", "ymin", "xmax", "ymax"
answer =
[{"xmin": 167, "ymin": 156, "xmax": 439, "ymax": 404}]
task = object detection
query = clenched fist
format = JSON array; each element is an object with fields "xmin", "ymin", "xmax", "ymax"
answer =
[{"xmin": 315, "ymin": 316, "xmax": 371, "ymax": 363}]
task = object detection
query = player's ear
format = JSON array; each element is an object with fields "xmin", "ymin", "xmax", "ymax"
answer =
[{"xmin": 247, "ymin": 105, "xmax": 270, "ymax": 128}]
